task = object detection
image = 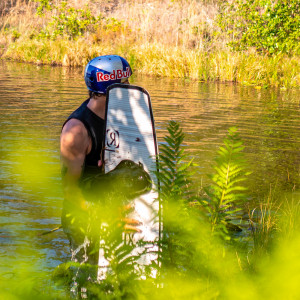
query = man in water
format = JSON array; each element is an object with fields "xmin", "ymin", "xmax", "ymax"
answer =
[{"xmin": 60, "ymin": 55, "xmax": 138, "ymax": 267}]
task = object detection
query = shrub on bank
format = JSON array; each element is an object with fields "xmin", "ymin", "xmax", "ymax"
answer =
[{"xmin": 218, "ymin": 0, "xmax": 300, "ymax": 56}]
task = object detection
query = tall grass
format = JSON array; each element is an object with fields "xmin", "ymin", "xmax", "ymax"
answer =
[{"xmin": 0, "ymin": 0, "xmax": 299, "ymax": 87}]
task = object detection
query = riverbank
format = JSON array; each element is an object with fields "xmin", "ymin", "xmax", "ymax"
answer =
[
  {"xmin": 4, "ymin": 38, "xmax": 300, "ymax": 88},
  {"xmin": 0, "ymin": 0, "xmax": 299, "ymax": 88}
]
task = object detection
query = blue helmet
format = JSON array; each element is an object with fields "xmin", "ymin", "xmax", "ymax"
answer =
[{"xmin": 84, "ymin": 55, "xmax": 132, "ymax": 94}]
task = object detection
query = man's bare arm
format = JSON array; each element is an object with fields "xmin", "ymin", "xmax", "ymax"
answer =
[{"xmin": 60, "ymin": 119, "xmax": 91, "ymax": 210}]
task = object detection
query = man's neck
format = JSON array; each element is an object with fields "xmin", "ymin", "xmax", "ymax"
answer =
[{"xmin": 87, "ymin": 95, "xmax": 106, "ymax": 119}]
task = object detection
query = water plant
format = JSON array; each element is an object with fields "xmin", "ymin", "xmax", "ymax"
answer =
[
  {"xmin": 155, "ymin": 121, "xmax": 197, "ymax": 274},
  {"xmin": 201, "ymin": 127, "xmax": 251, "ymax": 240},
  {"xmin": 154, "ymin": 122, "xmax": 250, "ymax": 283}
]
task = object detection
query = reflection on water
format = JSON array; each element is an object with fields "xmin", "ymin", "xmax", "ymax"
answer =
[{"xmin": 0, "ymin": 61, "xmax": 299, "ymax": 281}]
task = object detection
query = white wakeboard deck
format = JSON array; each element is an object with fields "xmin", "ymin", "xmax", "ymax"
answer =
[{"xmin": 98, "ymin": 84, "xmax": 160, "ymax": 280}]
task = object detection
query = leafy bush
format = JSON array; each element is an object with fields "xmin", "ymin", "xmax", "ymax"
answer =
[
  {"xmin": 218, "ymin": 0, "xmax": 300, "ymax": 55},
  {"xmin": 35, "ymin": 0, "xmax": 53, "ymax": 15},
  {"xmin": 36, "ymin": 0, "xmax": 100, "ymax": 40},
  {"xmin": 35, "ymin": 0, "xmax": 128, "ymax": 41},
  {"xmin": 51, "ymin": 3, "xmax": 98, "ymax": 39}
]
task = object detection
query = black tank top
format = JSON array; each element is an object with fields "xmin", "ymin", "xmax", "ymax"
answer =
[{"xmin": 63, "ymin": 99, "xmax": 105, "ymax": 172}]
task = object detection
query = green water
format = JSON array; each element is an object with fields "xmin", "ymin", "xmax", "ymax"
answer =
[{"xmin": 0, "ymin": 60, "xmax": 299, "ymax": 282}]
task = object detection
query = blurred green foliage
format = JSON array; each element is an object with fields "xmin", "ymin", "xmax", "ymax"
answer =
[
  {"xmin": 218, "ymin": 0, "xmax": 300, "ymax": 55},
  {"xmin": 2, "ymin": 121, "xmax": 300, "ymax": 299}
]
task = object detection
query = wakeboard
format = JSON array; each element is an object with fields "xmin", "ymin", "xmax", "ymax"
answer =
[{"xmin": 98, "ymin": 84, "xmax": 160, "ymax": 280}]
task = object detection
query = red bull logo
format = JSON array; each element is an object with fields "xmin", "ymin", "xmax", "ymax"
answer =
[{"xmin": 96, "ymin": 67, "xmax": 131, "ymax": 82}]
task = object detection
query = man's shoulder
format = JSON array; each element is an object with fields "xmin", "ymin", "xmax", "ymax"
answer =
[
  {"xmin": 62, "ymin": 118, "xmax": 88, "ymax": 137},
  {"xmin": 61, "ymin": 118, "xmax": 91, "ymax": 155}
]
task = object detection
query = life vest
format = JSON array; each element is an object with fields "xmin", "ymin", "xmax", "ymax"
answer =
[{"xmin": 63, "ymin": 99, "xmax": 105, "ymax": 173}]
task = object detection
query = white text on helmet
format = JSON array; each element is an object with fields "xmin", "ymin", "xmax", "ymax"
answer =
[{"xmin": 96, "ymin": 67, "xmax": 131, "ymax": 82}]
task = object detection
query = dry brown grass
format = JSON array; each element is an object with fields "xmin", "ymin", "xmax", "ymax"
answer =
[
  {"xmin": 0, "ymin": 0, "xmax": 221, "ymax": 50},
  {"xmin": 0, "ymin": 0, "xmax": 40, "ymax": 40},
  {"xmin": 109, "ymin": 0, "xmax": 220, "ymax": 50}
]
